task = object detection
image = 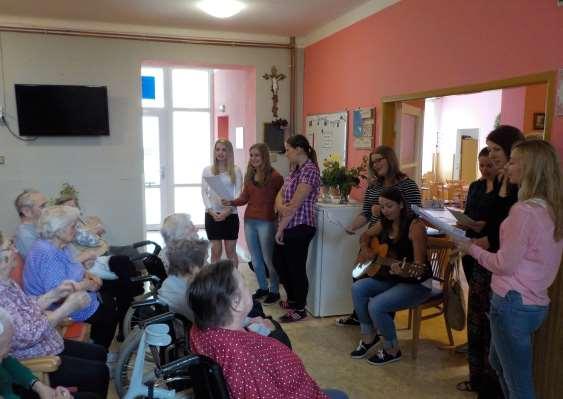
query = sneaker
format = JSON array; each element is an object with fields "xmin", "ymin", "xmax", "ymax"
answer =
[
  {"xmin": 263, "ymin": 292, "xmax": 281, "ymax": 306},
  {"xmin": 252, "ymin": 289, "xmax": 269, "ymax": 300},
  {"xmin": 336, "ymin": 315, "xmax": 360, "ymax": 327},
  {"xmin": 279, "ymin": 309, "xmax": 307, "ymax": 323},
  {"xmin": 350, "ymin": 337, "xmax": 380, "ymax": 359},
  {"xmin": 367, "ymin": 349, "xmax": 402, "ymax": 366}
]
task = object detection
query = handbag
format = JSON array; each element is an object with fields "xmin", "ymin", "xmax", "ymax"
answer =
[{"xmin": 445, "ymin": 257, "xmax": 466, "ymax": 331}]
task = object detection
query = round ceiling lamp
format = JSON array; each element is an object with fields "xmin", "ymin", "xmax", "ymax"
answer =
[{"xmin": 196, "ymin": 0, "xmax": 246, "ymax": 19}]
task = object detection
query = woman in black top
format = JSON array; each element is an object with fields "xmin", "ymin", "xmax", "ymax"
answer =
[
  {"xmin": 339, "ymin": 146, "xmax": 421, "ymax": 326},
  {"xmin": 456, "ymin": 125, "xmax": 524, "ymax": 397}
]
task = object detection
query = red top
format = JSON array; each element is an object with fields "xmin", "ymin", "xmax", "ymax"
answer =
[
  {"xmin": 190, "ymin": 326, "xmax": 328, "ymax": 399},
  {"xmin": 231, "ymin": 170, "xmax": 284, "ymax": 221}
]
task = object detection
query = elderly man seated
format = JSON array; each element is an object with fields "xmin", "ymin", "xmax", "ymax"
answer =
[
  {"xmin": 189, "ymin": 260, "xmax": 348, "ymax": 399},
  {"xmin": 14, "ymin": 190, "xmax": 48, "ymax": 259}
]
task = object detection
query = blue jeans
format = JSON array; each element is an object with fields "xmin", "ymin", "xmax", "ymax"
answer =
[
  {"xmin": 489, "ymin": 291, "xmax": 548, "ymax": 399},
  {"xmin": 352, "ymin": 277, "xmax": 432, "ymax": 349},
  {"xmin": 244, "ymin": 219, "xmax": 279, "ymax": 293},
  {"xmin": 322, "ymin": 389, "xmax": 348, "ymax": 399}
]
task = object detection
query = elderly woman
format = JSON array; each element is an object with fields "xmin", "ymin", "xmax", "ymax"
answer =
[
  {"xmin": 158, "ymin": 238, "xmax": 209, "ymax": 319},
  {"xmin": 189, "ymin": 260, "xmax": 347, "ymax": 399},
  {"xmin": 159, "ymin": 213, "xmax": 199, "ymax": 272},
  {"xmin": 0, "ymin": 307, "xmax": 75, "ymax": 399},
  {"xmin": 0, "ymin": 233, "xmax": 108, "ymax": 398},
  {"xmin": 23, "ymin": 206, "xmax": 118, "ymax": 349}
]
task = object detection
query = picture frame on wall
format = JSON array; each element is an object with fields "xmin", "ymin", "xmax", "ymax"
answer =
[
  {"xmin": 533, "ymin": 112, "xmax": 545, "ymax": 130},
  {"xmin": 263, "ymin": 122, "xmax": 285, "ymax": 152}
]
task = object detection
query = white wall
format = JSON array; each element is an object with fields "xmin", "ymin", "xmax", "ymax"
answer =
[
  {"xmin": 0, "ymin": 32, "xmax": 290, "ymax": 244},
  {"xmin": 422, "ymin": 90, "xmax": 501, "ymax": 181}
]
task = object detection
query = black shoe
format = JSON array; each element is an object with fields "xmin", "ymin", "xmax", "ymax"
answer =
[
  {"xmin": 263, "ymin": 292, "xmax": 280, "ymax": 305},
  {"xmin": 350, "ymin": 336, "xmax": 380, "ymax": 359},
  {"xmin": 336, "ymin": 315, "xmax": 360, "ymax": 326},
  {"xmin": 252, "ymin": 289, "xmax": 269, "ymax": 300},
  {"xmin": 367, "ymin": 349, "xmax": 402, "ymax": 366}
]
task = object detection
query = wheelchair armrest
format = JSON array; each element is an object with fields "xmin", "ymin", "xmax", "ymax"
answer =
[
  {"xmin": 139, "ymin": 311, "xmax": 176, "ymax": 327},
  {"xmin": 131, "ymin": 274, "xmax": 161, "ymax": 287},
  {"xmin": 21, "ymin": 356, "xmax": 61, "ymax": 373},
  {"xmin": 131, "ymin": 298, "xmax": 168, "ymax": 309},
  {"xmin": 131, "ymin": 240, "xmax": 162, "ymax": 256},
  {"xmin": 154, "ymin": 354, "xmax": 201, "ymax": 378}
]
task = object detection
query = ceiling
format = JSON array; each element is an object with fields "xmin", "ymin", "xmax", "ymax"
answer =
[{"xmin": 0, "ymin": 0, "xmax": 380, "ymax": 37}]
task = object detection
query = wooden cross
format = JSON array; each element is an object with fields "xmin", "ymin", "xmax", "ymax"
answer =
[{"xmin": 262, "ymin": 65, "xmax": 286, "ymax": 118}]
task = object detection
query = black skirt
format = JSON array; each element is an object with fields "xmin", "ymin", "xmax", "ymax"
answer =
[{"xmin": 205, "ymin": 212, "xmax": 239, "ymax": 240}]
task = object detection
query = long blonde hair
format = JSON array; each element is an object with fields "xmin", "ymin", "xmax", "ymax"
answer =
[
  {"xmin": 212, "ymin": 139, "xmax": 236, "ymax": 184},
  {"xmin": 244, "ymin": 143, "xmax": 273, "ymax": 186},
  {"xmin": 512, "ymin": 139, "xmax": 562, "ymax": 240}
]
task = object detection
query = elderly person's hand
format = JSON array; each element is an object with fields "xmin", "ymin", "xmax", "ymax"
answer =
[
  {"xmin": 76, "ymin": 250, "xmax": 97, "ymax": 269},
  {"xmin": 52, "ymin": 280, "xmax": 78, "ymax": 300},
  {"xmin": 65, "ymin": 291, "xmax": 91, "ymax": 312},
  {"xmin": 34, "ymin": 381, "xmax": 73, "ymax": 399}
]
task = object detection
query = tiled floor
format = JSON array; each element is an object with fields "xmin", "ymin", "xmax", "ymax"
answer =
[{"xmin": 108, "ymin": 263, "xmax": 475, "ymax": 398}]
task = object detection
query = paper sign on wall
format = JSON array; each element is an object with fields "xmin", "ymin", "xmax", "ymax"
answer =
[{"xmin": 557, "ymin": 68, "xmax": 563, "ymax": 117}]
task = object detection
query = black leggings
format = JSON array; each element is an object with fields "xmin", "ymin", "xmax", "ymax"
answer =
[
  {"xmin": 86, "ymin": 290, "xmax": 119, "ymax": 349},
  {"xmin": 273, "ymin": 224, "xmax": 316, "ymax": 309},
  {"xmin": 49, "ymin": 340, "xmax": 109, "ymax": 399}
]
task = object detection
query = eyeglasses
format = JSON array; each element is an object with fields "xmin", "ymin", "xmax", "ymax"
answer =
[{"xmin": 370, "ymin": 156, "xmax": 386, "ymax": 165}]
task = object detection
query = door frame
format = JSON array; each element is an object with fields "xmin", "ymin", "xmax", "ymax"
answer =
[
  {"xmin": 395, "ymin": 102, "xmax": 423, "ymax": 184},
  {"xmin": 380, "ymin": 70, "xmax": 557, "ymax": 147}
]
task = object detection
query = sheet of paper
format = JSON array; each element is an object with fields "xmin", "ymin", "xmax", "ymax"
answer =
[
  {"xmin": 412, "ymin": 205, "xmax": 469, "ymax": 242},
  {"xmin": 203, "ymin": 175, "xmax": 234, "ymax": 200},
  {"xmin": 447, "ymin": 208, "xmax": 477, "ymax": 225}
]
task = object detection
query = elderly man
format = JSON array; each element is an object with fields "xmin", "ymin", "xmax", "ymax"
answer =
[{"xmin": 14, "ymin": 189, "xmax": 48, "ymax": 258}]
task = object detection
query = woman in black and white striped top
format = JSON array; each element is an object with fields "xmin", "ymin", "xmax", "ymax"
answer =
[{"xmin": 338, "ymin": 145, "xmax": 421, "ymax": 326}]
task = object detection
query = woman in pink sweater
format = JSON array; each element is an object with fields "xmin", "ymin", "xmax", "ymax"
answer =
[{"xmin": 456, "ymin": 139, "xmax": 563, "ymax": 399}]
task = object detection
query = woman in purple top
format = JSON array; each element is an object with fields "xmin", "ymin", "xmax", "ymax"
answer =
[
  {"xmin": 274, "ymin": 135, "xmax": 320, "ymax": 323},
  {"xmin": 0, "ymin": 231, "xmax": 110, "ymax": 398},
  {"xmin": 23, "ymin": 206, "xmax": 118, "ymax": 349},
  {"xmin": 456, "ymin": 140, "xmax": 563, "ymax": 399}
]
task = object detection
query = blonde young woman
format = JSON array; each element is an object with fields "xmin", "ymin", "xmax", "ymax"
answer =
[
  {"xmin": 456, "ymin": 139, "xmax": 563, "ymax": 399},
  {"xmin": 222, "ymin": 143, "xmax": 284, "ymax": 304},
  {"xmin": 201, "ymin": 139, "xmax": 242, "ymax": 265}
]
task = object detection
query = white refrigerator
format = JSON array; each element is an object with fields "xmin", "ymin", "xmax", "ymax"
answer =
[{"xmin": 306, "ymin": 202, "xmax": 363, "ymax": 317}]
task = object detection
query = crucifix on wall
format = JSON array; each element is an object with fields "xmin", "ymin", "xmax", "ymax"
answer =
[{"xmin": 262, "ymin": 65, "xmax": 286, "ymax": 118}]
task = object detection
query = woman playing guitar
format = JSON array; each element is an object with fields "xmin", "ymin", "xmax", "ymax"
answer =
[{"xmin": 350, "ymin": 187, "xmax": 432, "ymax": 366}]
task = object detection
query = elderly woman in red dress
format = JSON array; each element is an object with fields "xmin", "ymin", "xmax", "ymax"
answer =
[{"xmin": 189, "ymin": 260, "xmax": 347, "ymax": 399}]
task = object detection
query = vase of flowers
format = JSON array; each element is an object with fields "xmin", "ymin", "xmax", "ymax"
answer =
[{"xmin": 321, "ymin": 154, "xmax": 367, "ymax": 204}]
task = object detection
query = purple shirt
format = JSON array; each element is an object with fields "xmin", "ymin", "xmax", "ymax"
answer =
[
  {"xmin": 282, "ymin": 159, "xmax": 320, "ymax": 229},
  {"xmin": 0, "ymin": 279, "xmax": 64, "ymax": 359},
  {"xmin": 468, "ymin": 200, "xmax": 563, "ymax": 305},
  {"xmin": 23, "ymin": 239, "xmax": 99, "ymax": 321}
]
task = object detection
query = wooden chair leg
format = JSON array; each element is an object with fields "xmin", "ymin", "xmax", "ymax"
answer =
[
  {"xmin": 407, "ymin": 308, "xmax": 412, "ymax": 330},
  {"xmin": 444, "ymin": 314, "xmax": 455, "ymax": 347},
  {"xmin": 411, "ymin": 307, "xmax": 422, "ymax": 359}
]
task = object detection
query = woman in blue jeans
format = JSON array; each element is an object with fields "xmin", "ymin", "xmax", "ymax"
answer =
[
  {"xmin": 350, "ymin": 187, "xmax": 432, "ymax": 365},
  {"xmin": 223, "ymin": 143, "xmax": 284, "ymax": 305},
  {"xmin": 456, "ymin": 139, "xmax": 563, "ymax": 398}
]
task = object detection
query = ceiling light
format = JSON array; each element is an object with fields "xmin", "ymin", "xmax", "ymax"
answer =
[{"xmin": 197, "ymin": 0, "xmax": 246, "ymax": 19}]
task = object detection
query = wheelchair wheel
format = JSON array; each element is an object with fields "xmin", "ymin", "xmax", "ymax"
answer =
[{"xmin": 123, "ymin": 302, "xmax": 168, "ymax": 338}]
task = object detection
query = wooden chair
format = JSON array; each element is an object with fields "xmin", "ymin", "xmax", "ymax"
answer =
[
  {"xmin": 21, "ymin": 356, "xmax": 62, "ymax": 384},
  {"xmin": 406, "ymin": 237, "xmax": 457, "ymax": 359}
]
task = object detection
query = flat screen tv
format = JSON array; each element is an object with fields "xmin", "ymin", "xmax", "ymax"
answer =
[{"xmin": 15, "ymin": 84, "xmax": 110, "ymax": 136}]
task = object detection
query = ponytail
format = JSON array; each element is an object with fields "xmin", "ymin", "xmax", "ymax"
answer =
[{"xmin": 286, "ymin": 134, "xmax": 318, "ymax": 167}]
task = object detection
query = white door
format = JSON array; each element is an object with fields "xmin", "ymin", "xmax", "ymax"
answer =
[{"xmin": 141, "ymin": 66, "xmax": 212, "ymax": 238}]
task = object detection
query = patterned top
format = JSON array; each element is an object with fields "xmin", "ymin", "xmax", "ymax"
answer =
[
  {"xmin": 190, "ymin": 327, "xmax": 328, "ymax": 399},
  {"xmin": 0, "ymin": 279, "xmax": 64, "ymax": 359},
  {"xmin": 282, "ymin": 160, "xmax": 320, "ymax": 229},
  {"xmin": 361, "ymin": 178, "xmax": 421, "ymax": 227},
  {"xmin": 23, "ymin": 239, "xmax": 99, "ymax": 321}
]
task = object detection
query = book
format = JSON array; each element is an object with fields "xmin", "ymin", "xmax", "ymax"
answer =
[{"xmin": 447, "ymin": 208, "xmax": 477, "ymax": 225}]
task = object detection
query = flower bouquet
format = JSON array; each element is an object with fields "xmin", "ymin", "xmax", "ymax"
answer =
[{"xmin": 321, "ymin": 154, "xmax": 367, "ymax": 203}]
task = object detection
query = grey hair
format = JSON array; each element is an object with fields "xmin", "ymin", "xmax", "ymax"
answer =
[
  {"xmin": 38, "ymin": 205, "xmax": 81, "ymax": 240},
  {"xmin": 166, "ymin": 239, "xmax": 209, "ymax": 276},
  {"xmin": 161, "ymin": 213, "xmax": 197, "ymax": 245},
  {"xmin": 14, "ymin": 189, "xmax": 40, "ymax": 216}
]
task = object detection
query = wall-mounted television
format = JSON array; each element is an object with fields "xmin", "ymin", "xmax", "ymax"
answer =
[{"xmin": 15, "ymin": 84, "xmax": 110, "ymax": 136}]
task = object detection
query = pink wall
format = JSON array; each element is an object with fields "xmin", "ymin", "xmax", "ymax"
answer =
[
  {"xmin": 500, "ymin": 87, "xmax": 526, "ymax": 130},
  {"xmin": 303, "ymin": 0, "xmax": 563, "ymax": 183}
]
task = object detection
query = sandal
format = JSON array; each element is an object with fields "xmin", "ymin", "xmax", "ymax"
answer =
[{"xmin": 456, "ymin": 381, "xmax": 474, "ymax": 392}]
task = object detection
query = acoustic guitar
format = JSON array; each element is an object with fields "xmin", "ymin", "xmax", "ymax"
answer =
[{"xmin": 351, "ymin": 237, "xmax": 430, "ymax": 282}]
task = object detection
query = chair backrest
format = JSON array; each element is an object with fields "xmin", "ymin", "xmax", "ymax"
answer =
[
  {"xmin": 10, "ymin": 252, "xmax": 25, "ymax": 287},
  {"xmin": 426, "ymin": 237, "xmax": 455, "ymax": 282},
  {"xmin": 189, "ymin": 356, "xmax": 230, "ymax": 399}
]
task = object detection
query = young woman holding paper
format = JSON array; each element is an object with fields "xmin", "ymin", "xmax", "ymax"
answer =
[
  {"xmin": 201, "ymin": 139, "xmax": 242, "ymax": 265},
  {"xmin": 455, "ymin": 139, "xmax": 563, "ymax": 399}
]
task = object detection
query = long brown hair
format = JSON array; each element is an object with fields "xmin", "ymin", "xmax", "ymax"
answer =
[
  {"xmin": 370, "ymin": 145, "xmax": 406, "ymax": 184},
  {"xmin": 212, "ymin": 139, "xmax": 236, "ymax": 183},
  {"xmin": 244, "ymin": 143, "xmax": 273, "ymax": 186},
  {"xmin": 512, "ymin": 140, "xmax": 562, "ymax": 240},
  {"xmin": 286, "ymin": 134, "xmax": 318, "ymax": 166}
]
